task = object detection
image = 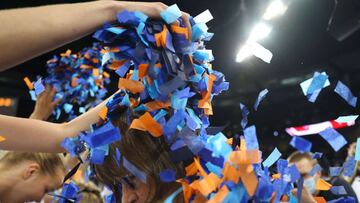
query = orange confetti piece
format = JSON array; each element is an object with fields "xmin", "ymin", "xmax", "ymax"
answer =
[
  {"xmin": 155, "ymin": 25, "xmax": 168, "ymax": 48},
  {"xmin": 194, "ymin": 157, "xmax": 208, "ymax": 177},
  {"xmin": 228, "ymin": 150, "xmax": 261, "ymax": 165},
  {"xmin": 144, "ymin": 100, "xmax": 170, "ymax": 111},
  {"xmin": 138, "ymin": 64, "xmax": 149, "ymax": 78},
  {"xmin": 314, "ymin": 197, "xmax": 327, "ymax": 203},
  {"xmin": 109, "ymin": 60, "xmax": 127, "ymax": 70},
  {"xmin": 103, "ymin": 71, "xmax": 110, "ymax": 78},
  {"xmin": 71, "ymin": 77, "xmax": 78, "ymax": 87},
  {"xmin": 191, "ymin": 173, "xmax": 221, "ymax": 196},
  {"xmin": 222, "ymin": 162, "xmax": 240, "ymax": 184},
  {"xmin": 138, "ymin": 112, "xmax": 163, "ymax": 137},
  {"xmin": 23, "ymin": 77, "xmax": 33, "ymax": 90},
  {"xmin": 198, "ymin": 74, "xmax": 216, "ymax": 114},
  {"xmin": 240, "ymin": 137, "xmax": 247, "ymax": 150},
  {"xmin": 170, "ymin": 25, "xmax": 189, "ymax": 39},
  {"xmin": 238, "ymin": 164, "xmax": 258, "ymax": 196},
  {"xmin": 316, "ymin": 179, "xmax": 332, "ymax": 191},
  {"xmin": 185, "ymin": 161, "xmax": 197, "ymax": 176},
  {"xmin": 4, "ymin": 98, "xmax": 11, "ymax": 107},
  {"xmin": 0, "ymin": 136, "xmax": 6, "ymax": 142},
  {"xmin": 272, "ymin": 173, "xmax": 281, "ymax": 179},
  {"xmin": 93, "ymin": 68, "xmax": 99, "ymax": 77},
  {"xmin": 98, "ymin": 107, "xmax": 108, "ymax": 120},
  {"xmin": 118, "ymin": 78, "xmax": 144, "ymax": 94},
  {"xmin": 60, "ymin": 49, "xmax": 72, "ymax": 57},
  {"xmin": 129, "ymin": 119, "xmax": 146, "ymax": 131},
  {"xmin": 80, "ymin": 64, "xmax": 93, "ymax": 69}
]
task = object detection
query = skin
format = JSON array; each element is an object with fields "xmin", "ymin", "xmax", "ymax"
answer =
[
  {"xmin": 121, "ymin": 176, "xmax": 151, "ymax": 203},
  {"xmin": 30, "ymin": 85, "xmax": 61, "ymax": 121},
  {"xmin": 0, "ymin": 161, "xmax": 65, "ymax": 203},
  {"xmin": 0, "ymin": 1, "xmax": 191, "ymax": 153},
  {"xmin": 290, "ymin": 157, "xmax": 321, "ymax": 203}
]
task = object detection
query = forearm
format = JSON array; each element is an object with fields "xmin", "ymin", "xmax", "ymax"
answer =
[
  {"xmin": 0, "ymin": 0, "xmax": 121, "ymax": 71},
  {"xmin": 0, "ymin": 114, "xmax": 65, "ymax": 152}
]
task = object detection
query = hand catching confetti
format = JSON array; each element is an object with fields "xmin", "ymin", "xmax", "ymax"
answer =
[{"xmin": 29, "ymin": 85, "xmax": 61, "ymax": 120}]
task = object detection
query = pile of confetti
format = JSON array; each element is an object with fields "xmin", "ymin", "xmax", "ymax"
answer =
[
  {"xmin": 37, "ymin": 4, "xmax": 360, "ymax": 203},
  {"xmin": 24, "ymin": 43, "xmax": 110, "ymax": 121}
]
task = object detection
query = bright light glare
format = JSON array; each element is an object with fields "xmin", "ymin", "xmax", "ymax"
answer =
[
  {"xmin": 263, "ymin": 0, "xmax": 288, "ymax": 20},
  {"xmin": 236, "ymin": 44, "xmax": 252, "ymax": 63},
  {"xmin": 248, "ymin": 22, "xmax": 272, "ymax": 42},
  {"xmin": 236, "ymin": 42, "xmax": 273, "ymax": 63}
]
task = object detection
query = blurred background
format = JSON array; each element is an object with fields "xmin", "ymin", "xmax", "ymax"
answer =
[{"xmin": 1, "ymin": 0, "xmax": 359, "ymax": 164}]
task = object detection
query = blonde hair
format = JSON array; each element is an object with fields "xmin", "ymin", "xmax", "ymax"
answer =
[{"xmin": 0, "ymin": 151, "xmax": 65, "ymax": 175}]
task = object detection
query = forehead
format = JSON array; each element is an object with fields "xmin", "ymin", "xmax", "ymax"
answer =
[{"xmin": 294, "ymin": 158, "xmax": 314, "ymax": 174}]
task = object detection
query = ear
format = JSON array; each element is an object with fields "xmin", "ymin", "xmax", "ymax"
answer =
[{"xmin": 22, "ymin": 163, "xmax": 40, "ymax": 180}]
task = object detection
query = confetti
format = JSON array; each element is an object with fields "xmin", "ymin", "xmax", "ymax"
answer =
[
  {"xmin": 289, "ymin": 136, "xmax": 312, "ymax": 152},
  {"xmin": 253, "ymin": 88, "xmax": 269, "ymax": 111},
  {"xmin": 319, "ymin": 128, "xmax": 347, "ymax": 152},
  {"xmin": 123, "ymin": 157, "xmax": 147, "ymax": 183},
  {"xmin": 0, "ymin": 136, "xmax": 5, "ymax": 142},
  {"xmin": 355, "ymin": 137, "xmax": 360, "ymax": 161},
  {"xmin": 334, "ymin": 81, "xmax": 358, "ymax": 107},
  {"xmin": 329, "ymin": 166, "xmax": 342, "ymax": 177},
  {"xmin": 300, "ymin": 72, "xmax": 329, "ymax": 103},
  {"xmin": 263, "ymin": 147, "xmax": 281, "ymax": 168},
  {"xmin": 159, "ymin": 169, "xmax": 176, "ymax": 182}
]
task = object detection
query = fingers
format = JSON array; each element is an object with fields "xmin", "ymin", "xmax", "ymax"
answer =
[
  {"xmin": 51, "ymin": 97, "xmax": 62, "ymax": 107},
  {"xmin": 181, "ymin": 11, "xmax": 192, "ymax": 41}
]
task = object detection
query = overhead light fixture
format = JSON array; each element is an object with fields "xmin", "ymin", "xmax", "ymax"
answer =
[
  {"xmin": 236, "ymin": 42, "xmax": 273, "ymax": 63},
  {"xmin": 263, "ymin": 0, "xmax": 288, "ymax": 21},
  {"xmin": 248, "ymin": 22, "xmax": 272, "ymax": 42}
]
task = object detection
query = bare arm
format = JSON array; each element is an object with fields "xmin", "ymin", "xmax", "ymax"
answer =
[
  {"xmin": 0, "ymin": 1, "xmax": 190, "ymax": 71},
  {"xmin": 0, "ymin": 96, "xmax": 108, "ymax": 153}
]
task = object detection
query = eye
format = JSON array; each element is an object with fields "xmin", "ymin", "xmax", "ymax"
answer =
[{"xmin": 121, "ymin": 175, "xmax": 136, "ymax": 190}]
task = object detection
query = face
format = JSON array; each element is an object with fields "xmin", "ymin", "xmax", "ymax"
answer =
[
  {"xmin": 121, "ymin": 175, "xmax": 152, "ymax": 203},
  {"xmin": 293, "ymin": 158, "xmax": 320, "ymax": 194},
  {"xmin": 14, "ymin": 164, "xmax": 65, "ymax": 202}
]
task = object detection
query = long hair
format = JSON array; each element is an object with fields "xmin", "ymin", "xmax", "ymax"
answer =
[{"xmin": 93, "ymin": 107, "xmax": 185, "ymax": 202}]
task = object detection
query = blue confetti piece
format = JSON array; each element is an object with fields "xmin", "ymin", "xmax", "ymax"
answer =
[
  {"xmin": 159, "ymin": 169, "xmax": 176, "ymax": 182},
  {"xmin": 263, "ymin": 147, "xmax": 281, "ymax": 168},
  {"xmin": 58, "ymin": 181, "xmax": 79, "ymax": 203},
  {"xmin": 115, "ymin": 148, "xmax": 121, "ymax": 168},
  {"xmin": 29, "ymin": 90, "xmax": 37, "ymax": 101},
  {"xmin": 206, "ymin": 132, "xmax": 232, "ymax": 160},
  {"xmin": 334, "ymin": 81, "xmax": 358, "ymax": 107},
  {"xmin": 289, "ymin": 136, "xmax": 312, "ymax": 152},
  {"xmin": 356, "ymin": 137, "xmax": 360, "ymax": 161},
  {"xmin": 106, "ymin": 27, "xmax": 127, "ymax": 35},
  {"xmin": 309, "ymin": 163, "xmax": 322, "ymax": 176},
  {"xmin": 330, "ymin": 186, "xmax": 347, "ymax": 195},
  {"xmin": 205, "ymin": 162, "xmax": 222, "ymax": 177},
  {"xmin": 34, "ymin": 78, "xmax": 45, "ymax": 96},
  {"xmin": 123, "ymin": 157, "xmax": 147, "ymax": 183},
  {"xmin": 329, "ymin": 166, "xmax": 342, "ymax": 177},
  {"xmin": 79, "ymin": 107, "xmax": 86, "ymax": 114},
  {"xmin": 254, "ymin": 88, "xmax": 269, "ymax": 111},
  {"xmin": 63, "ymin": 103, "xmax": 73, "ymax": 114},
  {"xmin": 192, "ymin": 23, "xmax": 208, "ymax": 41},
  {"xmin": 289, "ymin": 165, "xmax": 301, "ymax": 182},
  {"xmin": 311, "ymin": 152, "xmax": 323, "ymax": 159},
  {"xmin": 117, "ymin": 10, "xmax": 140, "ymax": 26},
  {"xmin": 328, "ymin": 197, "xmax": 356, "ymax": 203},
  {"xmin": 134, "ymin": 11, "xmax": 148, "ymax": 22},
  {"xmin": 319, "ymin": 128, "xmax": 348, "ymax": 152},
  {"xmin": 160, "ymin": 4, "xmax": 182, "ymax": 24},
  {"xmin": 239, "ymin": 103, "xmax": 249, "ymax": 129},
  {"xmin": 90, "ymin": 148, "xmax": 106, "ymax": 165},
  {"xmin": 164, "ymin": 187, "xmax": 183, "ymax": 203},
  {"xmin": 244, "ymin": 125, "xmax": 259, "ymax": 150},
  {"xmin": 300, "ymin": 72, "xmax": 330, "ymax": 103},
  {"xmin": 81, "ymin": 121, "xmax": 121, "ymax": 148},
  {"xmin": 343, "ymin": 156, "xmax": 356, "ymax": 177},
  {"xmin": 115, "ymin": 61, "xmax": 132, "ymax": 77}
]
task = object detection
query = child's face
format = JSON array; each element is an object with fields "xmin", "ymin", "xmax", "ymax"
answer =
[
  {"xmin": 121, "ymin": 175, "xmax": 151, "ymax": 203},
  {"xmin": 16, "ymin": 167, "xmax": 65, "ymax": 202}
]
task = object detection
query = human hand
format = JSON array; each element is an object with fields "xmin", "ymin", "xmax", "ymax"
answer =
[
  {"xmin": 30, "ymin": 85, "xmax": 61, "ymax": 120},
  {"xmin": 348, "ymin": 142, "xmax": 357, "ymax": 157},
  {"xmin": 291, "ymin": 187, "xmax": 316, "ymax": 203},
  {"xmin": 114, "ymin": 1, "xmax": 192, "ymax": 40}
]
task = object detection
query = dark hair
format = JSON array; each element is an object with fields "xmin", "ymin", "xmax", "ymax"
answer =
[{"xmin": 93, "ymin": 107, "xmax": 184, "ymax": 202}]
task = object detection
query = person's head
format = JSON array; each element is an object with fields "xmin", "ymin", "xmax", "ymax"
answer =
[
  {"xmin": 0, "ymin": 151, "xmax": 66, "ymax": 202},
  {"xmin": 94, "ymin": 108, "xmax": 185, "ymax": 203},
  {"xmin": 288, "ymin": 151, "xmax": 321, "ymax": 195}
]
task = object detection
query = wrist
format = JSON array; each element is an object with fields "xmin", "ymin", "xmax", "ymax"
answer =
[
  {"xmin": 96, "ymin": 0, "xmax": 124, "ymax": 22},
  {"xmin": 30, "ymin": 113, "xmax": 43, "ymax": 120}
]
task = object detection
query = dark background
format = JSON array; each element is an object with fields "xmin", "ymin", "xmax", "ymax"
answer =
[{"xmin": 1, "ymin": 0, "xmax": 360, "ymax": 164}]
